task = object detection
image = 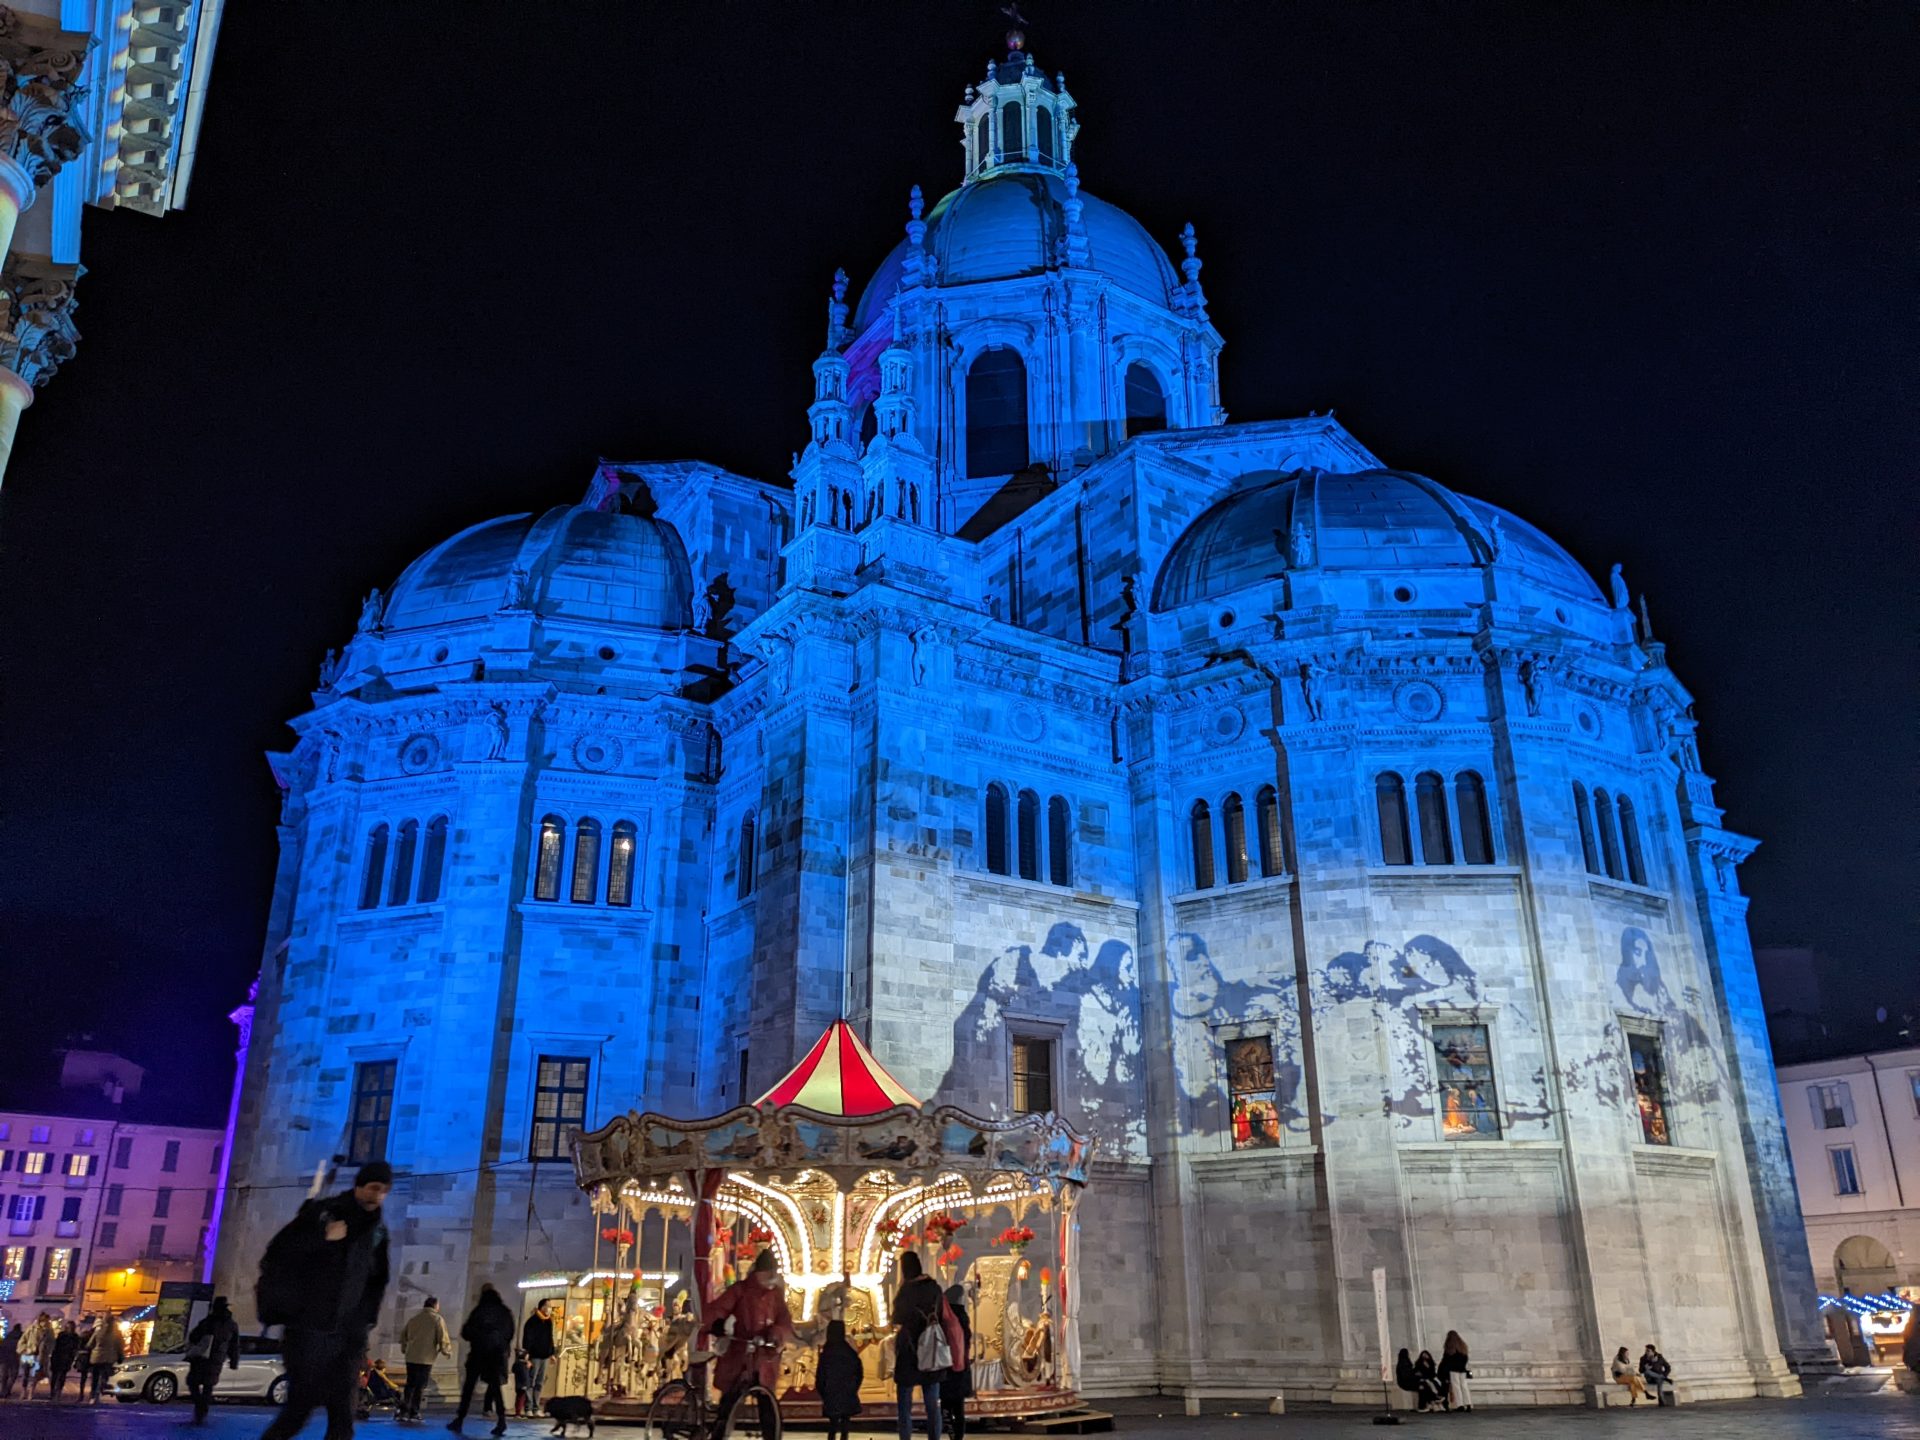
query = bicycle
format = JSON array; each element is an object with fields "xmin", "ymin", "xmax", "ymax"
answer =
[{"xmin": 646, "ymin": 1334, "xmax": 782, "ymax": 1440}]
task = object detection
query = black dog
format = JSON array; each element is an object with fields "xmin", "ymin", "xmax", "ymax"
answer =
[{"xmin": 545, "ymin": 1395, "xmax": 595, "ymax": 1436}]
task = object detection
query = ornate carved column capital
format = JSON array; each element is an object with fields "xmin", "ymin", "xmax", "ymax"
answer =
[
  {"xmin": 0, "ymin": 11, "xmax": 88, "ymax": 192},
  {"xmin": 0, "ymin": 256, "xmax": 80, "ymax": 387}
]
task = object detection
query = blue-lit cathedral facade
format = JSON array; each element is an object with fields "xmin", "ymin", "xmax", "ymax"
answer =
[{"xmin": 215, "ymin": 39, "xmax": 1830, "ymax": 1405}]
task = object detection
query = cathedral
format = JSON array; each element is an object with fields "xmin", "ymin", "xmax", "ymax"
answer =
[{"xmin": 214, "ymin": 34, "xmax": 1828, "ymax": 1406}]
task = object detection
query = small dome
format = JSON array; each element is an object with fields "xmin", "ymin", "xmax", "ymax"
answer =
[
  {"xmin": 854, "ymin": 171, "xmax": 1179, "ymax": 329},
  {"xmin": 383, "ymin": 502, "xmax": 694, "ymax": 632},
  {"xmin": 1151, "ymin": 468, "xmax": 1601, "ymax": 611}
]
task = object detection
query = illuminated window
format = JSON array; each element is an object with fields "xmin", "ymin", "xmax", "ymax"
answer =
[
  {"xmin": 44, "ymin": 1248, "xmax": 73, "ymax": 1294},
  {"xmin": 22, "ymin": 1152, "xmax": 48, "ymax": 1175},
  {"xmin": 1810, "ymin": 1082, "xmax": 1854, "ymax": 1130},
  {"xmin": 965, "ymin": 349, "xmax": 1028, "ymax": 477},
  {"xmin": 1415, "ymin": 771, "xmax": 1453, "ymax": 864},
  {"xmin": 1593, "ymin": 788, "xmax": 1623, "ymax": 880},
  {"xmin": 1376, "ymin": 773, "xmax": 1411, "ymax": 866},
  {"xmin": 1011, "ymin": 1036, "xmax": 1054, "ymax": 1116},
  {"xmin": 1046, "ymin": 795, "xmax": 1071, "ymax": 887},
  {"xmin": 1432, "ymin": 1023, "xmax": 1500, "ymax": 1139},
  {"xmin": 1617, "ymin": 795, "xmax": 1646, "ymax": 885},
  {"xmin": 607, "ymin": 821, "xmax": 637, "ymax": 907},
  {"xmin": 1, "ymin": 1246, "xmax": 23, "ymax": 1279},
  {"xmin": 388, "ymin": 818, "xmax": 419, "ymax": 905},
  {"xmin": 533, "ymin": 815, "xmax": 565, "ymax": 901},
  {"xmin": 347, "ymin": 1060, "xmax": 396, "ymax": 1165},
  {"xmin": 1256, "ymin": 786, "xmax": 1283, "ymax": 877},
  {"xmin": 416, "ymin": 816, "xmax": 449, "ymax": 903},
  {"xmin": 1222, "ymin": 792, "xmax": 1249, "ymax": 884},
  {"xmin": 530, "ymin": 1056, "xmax": 590, "ymax": 1162},
  {"xmin": 63, "ymin": 1154, "xmax": 93, "ymax": 1178},
  {"xmin": 985, "ymin": 783, "xmax": 1010, "ymax": 875},
  {"xmin": 1016, "ymin": 789, "xmax": 1041, "ymax": 881},
  {"xmin": 1123, "ymin": 362, "xmax": 1167, "ymax": 439},
  {"xmin": 570, "ymin": 819, "xmax": 601, "ymax": 904},
  {"xmin": 1227, "ymin": 1036, "xmax": 1280, "ymax": 1150},
  {"xmin": 76, "ymin": 1128, "xmax": 95, "ymax": 1147},
  {"xmin": 1572, "ymin": 782, "xmax": 1600, "ymax": 874},
  {"xmin": 1628, "ymin": 1032, "xmax": 1671, "ymax": 1145},
  {"xmin": 736, "ymin": 814, "xmax": 756, "ymax": 901},
  {"xmin": 359, "ymin": 824, "xmax": 389, "ymax": 909},
  {"xmin": 1189, "ymin": 800, "xmax": 1215, "ymax": 889},
  {"xmin": 161, "ymin": 1141, "xmax": 180, "ymax": 1174},
  {"xmin": 154, "ymin": 1188, "xmax": 173, "ymax": 1219},
  {"xmin": 30, "ymin": 1126, "xmax": 48, "ymax": 1144},
  {"xmin": 1831, "ymin": 1146, "xmax": 1862, "ymax": 1196},
  {"xmin": 1455, "ymin": 772, "xmax": 1494, "ymax": 865}
]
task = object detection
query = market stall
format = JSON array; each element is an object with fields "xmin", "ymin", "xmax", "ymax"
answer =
[{"xmin": 570, "ymin": 1021, "xmax": 1094, "ymax": 1420}]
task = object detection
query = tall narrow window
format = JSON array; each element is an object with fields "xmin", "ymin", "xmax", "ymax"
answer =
[
  {"xmin": 161, "ymin": 1141, "xmax": 179, "ymax": 1173},
  {"xmin": 1831, "ymin": 1146, "xmax": 1862, "ymax": 1196},
  {"xmin": 153, "ymin": 1187, "xmax": 172, "ymax": 1219},
  {"xmin": 570, "ymin": 819, "xmax": 601, "ymax": 903},
  {"xmin": 1011, "ymin": 1036, "xmax": 1054, "ymax": 1115},
  {"xmin": 1455, "ymin": 772, "xmax": 1494, "ymax": 865},
  {"xmin": 1376, "ymin": 773, "xmax": 1411, "ymax": 866},
  {"xmin": 737, "ymin": 814, "xmax": 757, "ymax": 900},
  {"xmin": 1222, "ymin": 792, "xmax": 1249, "ymax": 884},
  {"xmin": 1628, "ymin": 1032, "xmax": 1671, "ymax": 1145},
  {"xmin": 1432, "ymin": 1024, "xmax": 1500, "ymax": 1139},
  {"xmin": 416, "ymin": 816, "xmax": 448, "ymax": 903},
  {"xmin": 1016, "ymin": 789, "xmax": 1041, "ymax": 881},
  {"xmin": 530, "ymin": 1055, "xmax": 590, "ymax": 1162},
  {"xmin": 1046, "ymin": 795, "xmax": 1071, "ymax": 887},
  {"xmin": 607, "ymin": 820, "xmax": 637, "ymax": 907},
  {"xmin": 1003, "ymin": 100, "xmax": 1024, "ymax": 155},
  {"xmin": 1124, "ymin": 362, "xmax": 1167, "ymax": 438},
  {"xmin": 1255, "ymin": 786, "xmax": 1283, "ymax": 877},
  {"xmin": 1415, "ymin": 772, "xmax": 1452, "ymax": 864},
  {"xmin": 1189, "ymin": 801, "xmax": 1216, "ymax": 890},
  {"xmin": 1810, "ymin": 1082, "xmax": 1854, "ymax": 1130},
  {"xmin": 1226, "ymin": 1036, "xmax": 1280, "ymax": 1150},
  {"xmin": 985, "ymin": 783, "xmax": 1010, "ymax": 876},
  {"xmin": 975, "ymin": 114, "xmax": 989, "ymax": 167},
  {"xmin": 1036, "ymin": 106, "xmax": 1053, "ymax": 160},
  {"xmin": 1617, "ymin": 796, "xmax": 1646, "ymax": 885},
  {"xmin": 534, "ymin": 815, "xmax": 565, "ymax": 901},
  {"xmin": 1572, "ymin": 783, "xmax": 1600, "ymax": 874},
  {"xmin": 359, "ymin": 825, "xmax": 389, "ymax": 910},
  {"xmin": 965, "ymin": 349, "xmax": 1029, "ymax": 477},
  {"xmin": 105, "ymin": 1185, "xmax": 122, "ymax": 1217},
  {"xmin": 347, "ymin": 1060, "xmax": 396, "ymax": 1165},
  {"xmin": 388, "ymin": 818, "xmax": 419, "ymax": 906},
  {"xmin": 1593, "ymin": 788, "xmax": 1623, "ymax": 879}
]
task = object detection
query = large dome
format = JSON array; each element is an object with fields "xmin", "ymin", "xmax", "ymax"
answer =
[
  {"xmin": 382, "ymin": 502, "xmax": 694, "ymax": 632},
  {"xmin": 1152, "ymin": 468, "xmax": 1602, "ymax": 611},
  {"xmin": 854, "ymin": 171, "xmax": 1180, "ymax": 329}
]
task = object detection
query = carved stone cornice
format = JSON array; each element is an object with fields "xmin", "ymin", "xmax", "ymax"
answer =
[
  {"xmin": 0, "ymin": 12, "xmax": 87, "ymax": 191},
  {"xmin": 0, "ymin": 257, "xmax": 78, "ymax": 387},
  {"xmin": 952, "ymin": 649, "xmax": 1117, "ymax": 718}
]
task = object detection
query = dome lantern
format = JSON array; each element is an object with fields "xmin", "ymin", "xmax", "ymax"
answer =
[{"xmin": 955, "ymin": 40, "xmax": 1078, "ymax": 184}]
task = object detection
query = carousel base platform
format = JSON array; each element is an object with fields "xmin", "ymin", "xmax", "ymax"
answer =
[{"xmin": 590, "ymin": 1391, "xmax": 1109, "ymax": 1431}]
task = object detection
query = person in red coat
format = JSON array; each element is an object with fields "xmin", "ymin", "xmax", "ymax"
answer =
[{"xmin": 704, "ymin": 1251, "xmax": 796, "ymax": 1395}]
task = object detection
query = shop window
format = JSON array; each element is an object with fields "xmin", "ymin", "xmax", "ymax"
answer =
[
  {"xmin": 1124, "ymin": 362, "xmax": 1167, "ymax": 438},
  {"xmin": 388, "ymin": 818, "xmax": 419, "ymax": 906},
  {"xmin": 1047, "ymin": 795, "xmax": 1071, "ymax": 887},
  {"xmin": 347, "ymin": 1060, "xmax": 396, "ymax": 1165},
  {"xmin": 1617, "ymin": 795, "xmax": 1647, "ymax": 885},
  {"xmin": 1593, "ymin": 788, "xmax": 1624, "ymax": 879},
  {"xmin": 1226, "ymin": 1036, "xmax": 1280, "ymax": 1150},
  {"xmin": 1221, "ymin": 792, "xmax": 1249, "ymax": 884},
  {"xmin": 359, "ymin": 824, "xmax": 389, "ymax": 909},
  {"xmin": 114, "ymin": 1137, "xmax": 133, "ymax": 1169},
  {"xmin": 161, "ymin": 1141, "xmax": 180, "ymax": 1173},
  {"xmin": 1831, "ymin": 1145, "xmax": 1862, "ymax": 1196},
  {"xmin": 1810, "ymin": 1081, "xmax": 1854, "ymax": 1130},
  {"xmin": 984, "ymin": 783, "xmax": 1010, "ymax": 875},
  {"xmin": 965, "ymin": 348, "xmax": 1029, "ymax": 477},
  {"xmin": 737, "ymin": 814, "xmax": 757, "ymax": 901},
  {"xmin": 531, "ymin": 1055, "xmax": 590, "ymax": 1162},
  {"xmin": 1628, "ymin": 1032, "xmax": 1671, "ymax": 1145},
  {"xmin": 1189, "ymin": 800, "xmax": 1215, "ymax": 890},
  {"xmin": 1432, "ymin": 1023, "xmax": 1501, "ymax": 1139},
  {"xmin": 1376, "ymin": 773, "xmax": 1411, "ymax": 866},
  {"xmin": 1016, "ymin": 789, "xmax": 1041, "ymax": 881},
  {"xmin": 1011, "ymin": 1035, "xmax": 1055, "ymax": 1116},
  {"xmin": 154, "ymin": 1187, "xmax": 172, "ymax": 1219},
  {"xmin": 1572, "ymin": 782, "xmax": 1600, "ymax": 874},
  {"xmin": 607, "ymin": 820, "xmax": 637, "ymax": 907},
  {"xmin": 1256, "ymin": 786, "xmax": 1283, "ymax": 877},
  {"xmin": 416, "ymin": 816, "xmax": 449, "ymax": 903},
  {"xmin": 1455, "ymin": 771, "xmax": 1494, "ymax": 865},
  {"xmin": 570, "ymin": 819, "xmax": 601, "ymax": 904},
  {"xmin": 533, "ymin": 815, "xmax": 565, "ymax": 901},
  {"xmin": 1415, "ymin": 771, "xmax": 1452, "ymax": 864}
]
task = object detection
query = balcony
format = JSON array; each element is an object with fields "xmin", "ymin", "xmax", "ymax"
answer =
[
  {"xmin": 7, "ymin": 1220, "xmax": 37, "ymax": 1237},
  {"xmin": 56, "ymin": 1220, "xmax": 80, "ymax": 1238},
  {"xmin": 65, "ymin": 1173, "xmax": 90, "ymax": 1188}
]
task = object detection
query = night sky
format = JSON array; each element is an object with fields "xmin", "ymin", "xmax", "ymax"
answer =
[{"xmin": 0, "ymin": 2, "xmax": 1911, "ymax": 1123}]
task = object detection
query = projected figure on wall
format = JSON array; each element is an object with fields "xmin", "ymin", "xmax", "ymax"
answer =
[
  {"xmin": 1315, "ymin": 934, "xmax": 1483, "ymax": 1131},
  {"xmin": 1167, "ymin": 931, "xmax": 1299, "ymax": 1138},
  {"xmin": 1615, "ymin": 926, "xmax": 1721, "ymax": 1105}
]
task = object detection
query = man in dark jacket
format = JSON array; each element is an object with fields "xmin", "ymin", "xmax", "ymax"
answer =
[
  {"xmin": 519, "ymin": 1297, "xmax": 556, "ymax": 1411},
  {"xmin": 449, "ymin": 1284, "xmax": 516, "ymax": 1437},
  {"xmin": 49, "ymin": 1321, "xmax": 81, "ymax": 1402},
  {"xmin": 188, "ymin": 1296, "xmax": 242, "ymax": 1424},
  {"xmin": 260, "ymin": 1161, "xmax": 393, "ymax": 1440}
]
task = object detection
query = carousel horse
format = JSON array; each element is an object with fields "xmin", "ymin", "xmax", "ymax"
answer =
[{"xmin": 596, "ymin": 1289, "xmax": 654, "ymax": 1396}]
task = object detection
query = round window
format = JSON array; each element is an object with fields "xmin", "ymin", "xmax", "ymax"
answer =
[
  {"xmin": 598, "ymin": 645, "xmax": 617, "ymax": 661},
  {"xmin": 432, "ymin": 645, "xmax": 450, "ymax": 663},
  {"xmin": 1392, "ymin": 585, "xmax": 1415, "ymax": 604},
  {"xmin": 1218, "ymin": 610, "xmax": 1236, "ymax": 629}
]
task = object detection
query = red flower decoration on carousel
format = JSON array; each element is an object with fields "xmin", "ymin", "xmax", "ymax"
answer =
[
  {"xmin": 939, "ymin": 1243, "xmax": 964, "ymax": 1266},
  {"xmin": 600, "ymin": 1227, "xmax": 635, "ymax": 1247},
  {"xmin": 994, "ymin": 1225, "xmax": 1036, "ymax": 1252},
  {"xmin": 925, "ymin": 1213, "xmax": 966, "ymax": 1242},
  {"xmin": 747, "ymin": 1226, "xmax": 776, "ymax": 1245}
]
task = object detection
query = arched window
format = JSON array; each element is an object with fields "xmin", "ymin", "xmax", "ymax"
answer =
[
  {"xmin": 1593, "ymin": 788, "xmax": 1623, "ymax": 880},
  {"xmin": 387, "ymin": 818, "xmax": 419, "ymax": 906},
  {"xmin": 1255, "ymin": 786, "xmax": 1283, "ymax": 878},
  {"xmin": 1124, "ymin": 362, "xmax": 1168, "ymax": 438},
  {"xmin": 737, "ymin": 814, "xmax": 757, "ymax": 900},
  {"xmin": 1047, "ymin": 794, "xmax": 1071, "ymax": 887},
  {"xmin": 570, "ymin": 819, "xmax": 601, "ymax": 903},
  {"xmin": 1376, "ymin": 773, "xmax": 1411, "ymax": 866},
  {"xmin": 1572, "ymin": 783, "xmax": 1600, "ymax": 874},
  {"xmin": 1004, "ymin": 101, "xmax": 1024, "ymax": 155},
  {"xmin": 1415, "ymin": 772, "xmax": 1452, "ymax": 864},
  {"xmin": 965, "ymin": 348, "xmax": 1029, "ymax": 477},
  {"xmin": 534, "ymin": 815, "xmax": 565, "ymax": 901},
  {"xmin": 985, "ymin": 783, "xmax": 1009, "ymax": 875},
  {"xmin": 1189, "ymin": 800, "xmax": 1216, "ymax": 890},
  {"xmin": 975, "ymin": 114, "xmax": 989, "ymax": 167},
  {"xmin": 359, "ymin": 824, "xmax": 389, "ymax": 910},
  {"xmin": 607, "ymin": 820, "xmax": 637, "ymax": 907},
  {"xmin": 416, "ymin": 816, "xmax": 449, "ymax": 903},
  {"xmin": 1036, "ymin": 107, "xmax": 1053, "ymax": 160},
  {"xmin": 1455, "ymin": 773, "xmax": 1494, "ymax": 865},
  {"xmin": 1222, "ymin": 792, "xmax": 1249, "ymax": 884},
  {"xmin": 1617, "ymin": 796, "xmax": 1646, "ymax": 886},
  {"xmin": 858, "ymin": 404, "xmax": 878, "ymax": 450},
  {"xmin": 1016, "ymin": 789, "xmax": 1041, "ymax": 881}
]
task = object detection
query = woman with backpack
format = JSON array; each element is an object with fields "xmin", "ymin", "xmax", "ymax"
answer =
[
  {"xmin": 890, "ymin": 1252, "xmax": 963, "ymax": 1440},
  {"xmin": 448, "ymin": 1284, "xmax": 516, "ymax": 1437}
]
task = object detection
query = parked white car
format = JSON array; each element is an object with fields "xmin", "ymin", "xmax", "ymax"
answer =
[{"xmin": 110, "ymin": 1334, "xmax": 290, "ymax": 1406}]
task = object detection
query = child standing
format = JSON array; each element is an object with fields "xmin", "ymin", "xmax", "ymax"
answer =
[
  {"xmin": 816, "ymin": 1319, "xmax": 864, "ymax": 1440},
  {"xmin": 512, "ymin": 1348, "xmax": 532, "ymax": 1416}
]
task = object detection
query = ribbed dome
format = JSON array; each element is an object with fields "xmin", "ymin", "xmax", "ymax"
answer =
[
  {"xmin": 1151, "ymin": 469, "xmax": 1601, "ymax": 611},
  {"xmin": 854, "ymin": 171, "xmax": 1180, "ymax": 329},
  {"xmin": 383, "ymin": 503, "xmax": 694, "ymax": 632}
]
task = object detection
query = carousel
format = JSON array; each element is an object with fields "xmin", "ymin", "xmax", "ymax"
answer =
[{"xmin": 569, "ymin": 1021, "xmax": 1095, "ymax": 1422}]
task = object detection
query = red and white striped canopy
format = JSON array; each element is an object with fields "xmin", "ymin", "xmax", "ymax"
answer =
[{"xmin": 756, "ymin": 1020, "xmax": 921, "ymax": 1116}]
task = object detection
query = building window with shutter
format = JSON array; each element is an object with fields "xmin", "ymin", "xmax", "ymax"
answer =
[
  {"xmin": 1226, "ymin": 1036, "xmax": 1280, "ymax": 1150},
  {"xmin": 1810, "ymin": 1081, "xmax": 1854, "ymax": 1130},
  {"xmin": 531, "ymin": 1056, "xmax": 590, "ymax": 1162}
]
